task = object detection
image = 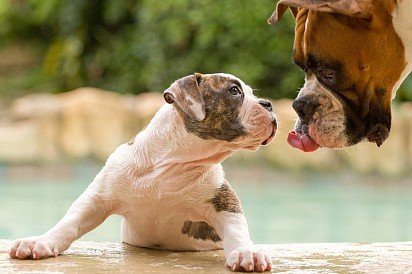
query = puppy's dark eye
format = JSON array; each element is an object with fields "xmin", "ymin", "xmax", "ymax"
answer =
[{"xmin": 229, "ymin": 86, "xmax": 241, "ymax": 96}]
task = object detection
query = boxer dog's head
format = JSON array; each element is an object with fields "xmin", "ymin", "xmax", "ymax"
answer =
[
  {"xmin": 163, "ymin": 73, "xmax": 277, "ymax": 150},
  {"xmin": 268, "ymin": 0, "xmax": 407, "ymax": 151}
]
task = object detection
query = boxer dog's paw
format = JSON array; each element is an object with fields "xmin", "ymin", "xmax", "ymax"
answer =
[
  {"xmin": 226, "ymin": 248, "xmax": 272, "ymax": 272},
  {"xmin": 9, "ymin": 236, "xmax": 58, "ymax": 260}
]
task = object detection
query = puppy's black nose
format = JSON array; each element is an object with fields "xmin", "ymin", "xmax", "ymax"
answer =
[
  {"xmin": 292, "ymin": 96, "xmax": 320, "ymax": 122},
  {"xmin": 259, "ymin": 99, "xmax": 273, "ymax": 112}
]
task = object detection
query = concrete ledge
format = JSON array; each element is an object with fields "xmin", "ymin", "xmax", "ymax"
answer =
[{"xmin": 0, "ymin": 240, "xmax": 411, "ymax": 273}]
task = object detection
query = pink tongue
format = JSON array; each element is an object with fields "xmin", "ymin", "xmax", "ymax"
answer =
[{"xmin": 287, "ymin": 131, "xmax": 320, "ymax": 152}]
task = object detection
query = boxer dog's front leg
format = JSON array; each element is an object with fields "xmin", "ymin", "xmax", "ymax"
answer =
[
  {"xmin": 9, "ymin": 170, "xmax": 117, "ymax": 260},
  {"xmin": 208, "ymin": 181, "xmax": 272, "ymax": 272}
]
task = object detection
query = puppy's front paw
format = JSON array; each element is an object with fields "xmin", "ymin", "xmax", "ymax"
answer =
[
  {"xmin": 226, "ymin": 248, "xmax": 272, "ymax": 272},
  {"xmin": 9, "ymin": 236, "xmax": 58, "ymax": 260}
]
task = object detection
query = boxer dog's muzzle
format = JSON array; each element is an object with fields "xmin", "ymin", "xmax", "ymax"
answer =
[{"xmin": 268, "ymin": 0, "xmax": 408, "ymax": 152}]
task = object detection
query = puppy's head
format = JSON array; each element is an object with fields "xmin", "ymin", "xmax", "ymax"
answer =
[
  {"xmin": 268, "ymin": 0, "xmax": 406, "ymax": 151},
  {"xmin": 164, "ymin": 73, "xmax": 277, "ymax": 150}
]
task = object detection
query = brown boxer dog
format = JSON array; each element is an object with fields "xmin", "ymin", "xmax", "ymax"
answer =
[{"xmin": 268, "ymin": 0, "xmax": 412, "ymax": 152}]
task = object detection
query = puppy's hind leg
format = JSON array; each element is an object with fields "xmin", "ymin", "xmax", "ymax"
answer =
[{"xmin": 207, "ymin": 181, "xmax": 273, "ymax": 272}]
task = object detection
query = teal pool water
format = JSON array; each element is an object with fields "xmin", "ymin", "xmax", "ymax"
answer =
[{"xmin": 0, "ymin": 162, "xmax": 411, "ymax": 244}]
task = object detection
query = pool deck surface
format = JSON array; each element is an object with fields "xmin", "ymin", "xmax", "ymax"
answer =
[{"xmin": 0, "ymin": 240, "xmax": 411, "ymax": 273}]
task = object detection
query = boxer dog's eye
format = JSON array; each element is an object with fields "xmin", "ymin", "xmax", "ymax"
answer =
[
  {"xmin": 316, "ymin": 67, "xmax": 335, "ymax": 84},
  {"xmin": 229, "ymin": 85, "xmax": 242, "ymax": 96},
  {"xmin": 321, "ymin": 68, "xmax": 335, "ymax": 79}
]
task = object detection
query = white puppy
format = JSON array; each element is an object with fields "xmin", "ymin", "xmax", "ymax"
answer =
[{"xmin": 9, "ymin": 73, "xmax": 277, "ymax": 272}]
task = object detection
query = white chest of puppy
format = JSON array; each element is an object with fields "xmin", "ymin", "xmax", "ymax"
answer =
[{"xmin": 9, "ymin": 73, "xmax": 276, "ymax": 272}]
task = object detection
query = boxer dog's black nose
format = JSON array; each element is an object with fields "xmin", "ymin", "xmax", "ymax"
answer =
[
  {"xmin": 259, "ymin": 99, "xmax": 273, "ymax": 112},
  {"xmin": 292, "ymin": 96, "xmax": 320, "ymax": 122}
]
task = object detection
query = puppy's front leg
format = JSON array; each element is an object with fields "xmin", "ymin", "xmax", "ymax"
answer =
[
  {"xmin": 209, "ymin": 181, "xmax": 272, "ymax": 272},
  {"xmin": 9, "ymin": 171, "xmax": 117, "ymax": 260}
]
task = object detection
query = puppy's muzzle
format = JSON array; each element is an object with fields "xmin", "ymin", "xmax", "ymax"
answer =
[
  {"xmin": 259, "ymin": 99, "xmax": 273, "ymax": 111},
  {"xmin": 258, "ymin": 99, "xmax": 277, "ymax": 145}
]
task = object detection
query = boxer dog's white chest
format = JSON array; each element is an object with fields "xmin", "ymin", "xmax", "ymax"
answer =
[{"xmin": 392, "ymin": 0, "xmax": 412, "ymax": 96}]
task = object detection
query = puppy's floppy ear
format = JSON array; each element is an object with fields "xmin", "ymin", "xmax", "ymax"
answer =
[
  {"xmin": 268, "ymin": 0, "xmax": 372, "ymax": 24},
  {"xmin": 163, "ymin": 73, "xmax": 206, "ymax": 121}
]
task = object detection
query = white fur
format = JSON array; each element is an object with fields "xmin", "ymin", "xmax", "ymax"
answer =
[
  {"xmin": 187, "ymin": 96, "xmax": 206, "ymax": 120},
  {"xmin": 8, "ymin": 73, "xmax": 274, "ymax": 272},
  {"xmin": 392, "ymin": 0, "xmax": 412, "ymax": 98}
]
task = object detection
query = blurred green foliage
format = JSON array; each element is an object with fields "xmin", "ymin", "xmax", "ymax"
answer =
[
  {"xmin": 0, "ymin": 0, "xmax": 301, "ymax": 99},
  {"xmin": 0, "ymin": 0, "xmax": 411, "ymax": 101}
]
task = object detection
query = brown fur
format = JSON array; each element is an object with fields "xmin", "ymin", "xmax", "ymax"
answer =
[
  {"xmin": 270, "ymin": 0, "xmax": 405, "ymax": 146},
  {"xmin": 181, "ymin": 75, "xmax": 246, "ymax": 141}
]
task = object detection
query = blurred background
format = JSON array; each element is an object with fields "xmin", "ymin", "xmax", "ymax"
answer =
[{"xmin": 0, "ymin": 0, "xmax": 411, "ymax": 245}]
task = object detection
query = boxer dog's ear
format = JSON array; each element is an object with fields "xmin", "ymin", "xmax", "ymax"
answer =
[
  {"xmin": 268, "ymin": 1, "xmax": 298, "ymax": 24},
  {"xmin": 163, "ymin": 74, "xmax": 206, "ymax": 121},
  {"xmin": 268, "ymin": 0, "xmax": 372, "ymax": 24}
]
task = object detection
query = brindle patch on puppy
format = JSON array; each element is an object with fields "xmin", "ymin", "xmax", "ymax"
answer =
[
  {"xmin": 180, "ymin": 74, "xmax": 246, "ymax": 142},
  {"xmin": 209, "ymin": 181, "xmax": 243, "ymax": 214},
  {"xmin": 181, "ymin": 220, "xmax": 222, "ymax": 242}
]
